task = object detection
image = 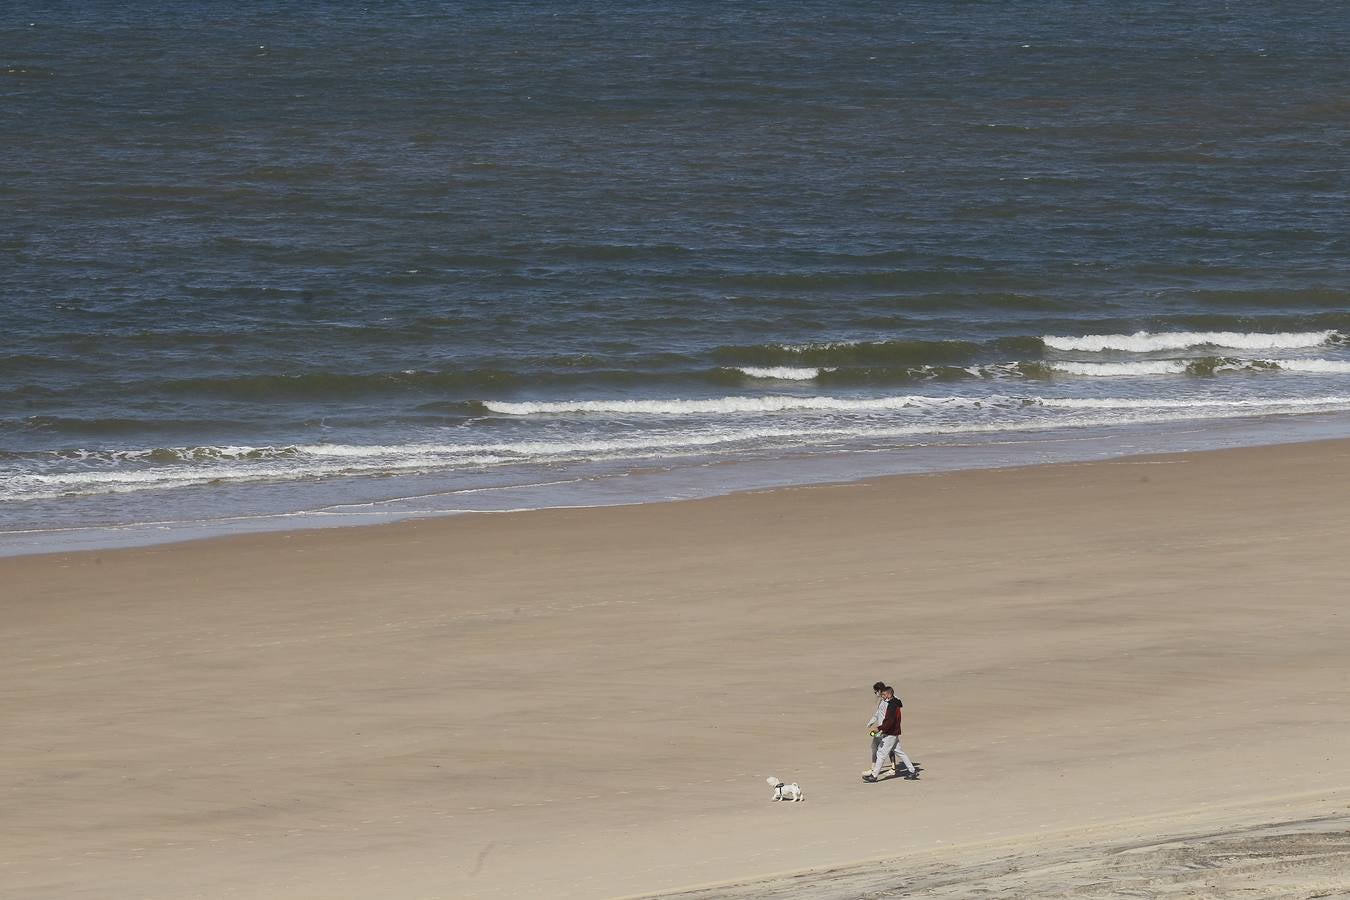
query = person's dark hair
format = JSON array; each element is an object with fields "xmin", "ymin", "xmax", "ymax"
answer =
[{"xmin": 872, "ymin": 681, "xmax": 886, "ymax": 693}]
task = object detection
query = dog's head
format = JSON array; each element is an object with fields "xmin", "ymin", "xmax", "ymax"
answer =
[{"xmin": 765, "ymin": 776, "xmax": 783, "ymax": 788}]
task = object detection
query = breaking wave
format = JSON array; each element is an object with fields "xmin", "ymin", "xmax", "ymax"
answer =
[
  {"xmin": 1043, "ymin": 330, "xmax": 1341, "ymax": 353},
  {"xmin": 9, "ymin": 393, "xmax": 1350, "ymax": 504},
  {"xmin": 733, "ymin": 366, "xmax": 825, "ymax": 380},
  {"xmin": 1049, "ymin": 360, "xmax": 1193, "ymax": 376},
  {"xmin": 1048, "ymin": 357, "xmax": 1350, "ymax": 376},
  {"xmin": 1047, "ymin": 358, "xmax": 1280, "ymax": 376},
  {"xmin": 482, "ymin": 395, "xmax": 1019, "ymax": 416},
  {"xmin": 480, "ymin": 393, "xmax": 1350, "ymax": 417},
  {"xmin": 1278, "ymin": 359, "xmax": 1350, "ymax": 374}
]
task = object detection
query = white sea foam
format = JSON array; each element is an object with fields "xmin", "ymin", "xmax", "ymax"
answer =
[
  {"xmin": 1039, "ymin": 394, "xmax": 1350, "ymax": 410},
  {"xmin": 1050, "ymin": 360, "xmax": 1192, "ymax": 376},
  {"xmin": 8, "ymin": 454, "xmax": 512, "ymax": 494},
  {"xmin": 483, "ymin": 391, "xmax": 1350, "ymax": 417},
  {"xmin": 482, "ymin": 395, "xmax": 1000, "ymax": 416},
  {"xmin": 734, "ymin": 366, "xmax": 824, "ymax": 380},
  {"xmin": 1043, "ymin": 330, "xmax": 1338, "ymax": 352},
  {"xmin": 971, "ymin": 363, "xmax": 1025, "ymax": 377},
  {"xmin": 47, "ymin": 445, "xmax": 302, "ymax": 464},
  {"xmin": 1049, "ymin": 357, "xmax": 1350, "ymax": 376},
  {"xmin": 297, "ymin": 429, "xmax": 815, "ymax": 460},
  {"xmin": 774, "ymin": 340, "xmax": 857, "ymax": 352},
  {"xmin": 10, "ymin": 391, "xmax": 1350, "ymax": 504},
  {"xmin": 11, "ymin": 395, "xmax": 1350, "ymax": 503},
  {"xmin": 5, "ymin": 426, "xmax": 865, "ymax": 501},
  {"xmin": 1275, "ymin": 359, "xmax": 1350, "ymax": 374}
]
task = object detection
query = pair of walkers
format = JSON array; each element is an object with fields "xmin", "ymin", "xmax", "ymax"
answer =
[{"xmin": 863, "ymin": 681, "xmax": 917, "ymax": 783}]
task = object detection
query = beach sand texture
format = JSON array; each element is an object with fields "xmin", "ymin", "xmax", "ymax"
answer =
[{"xmin": 4, "ymin": 440, "xmax": 1349, "ymax": 899}]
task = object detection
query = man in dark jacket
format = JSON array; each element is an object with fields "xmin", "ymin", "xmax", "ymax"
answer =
[{"xmin": 863, "ymin": 686, "xmax": 918, "ymax": 782}]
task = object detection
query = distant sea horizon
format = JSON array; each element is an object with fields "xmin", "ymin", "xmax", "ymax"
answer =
[{"xmin": 4, "ymin": 1, "xmax": 1348, "ymax": 556}]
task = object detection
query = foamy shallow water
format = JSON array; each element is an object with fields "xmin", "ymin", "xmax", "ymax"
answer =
[{"xmin": 5, "ymin": 410, "xmax": 1348, "ymax": 558}]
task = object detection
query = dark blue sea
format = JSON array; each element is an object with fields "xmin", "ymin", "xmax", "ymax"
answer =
[{"xmin": 3, "ymin": 1, "xmax": 1349, "ymax": 554}]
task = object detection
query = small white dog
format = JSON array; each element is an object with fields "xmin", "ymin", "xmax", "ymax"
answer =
[{"xmin": 766, "ymin": 776, "xmax": 804, "ymax": 802}]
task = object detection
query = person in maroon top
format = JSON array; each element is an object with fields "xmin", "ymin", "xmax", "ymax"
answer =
[{"xmin": 863, "ymin": 686, "xmax": 918, "ymax": 782}]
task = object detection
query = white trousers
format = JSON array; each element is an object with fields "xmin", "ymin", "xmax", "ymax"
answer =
[{"xmin": 871, "ymin": 734, "xmax": 915, "ymax": 777}]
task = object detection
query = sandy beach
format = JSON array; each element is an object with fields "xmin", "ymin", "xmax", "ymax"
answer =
[{"xmin": 4, "ymin": 439, "xmax": 1349, "ymax": 899}]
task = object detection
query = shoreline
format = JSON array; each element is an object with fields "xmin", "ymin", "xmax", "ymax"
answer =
[
  {"xmin": 6, "ymin": 411, "xmax": 1350, "ymax": 561},
  {"xmin": 5, "ymin": 438, "xmax": 1349, "ymax": 898}
]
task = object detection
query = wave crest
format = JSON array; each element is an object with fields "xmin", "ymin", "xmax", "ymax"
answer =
[
  {"xmin": 732, "ymin": 366, "xmax": 824, "ymax": 380},
  {"xmin": 1043, "ymin": 330, "xmax": 1339, "ymax": 353},
  {"xmin": 483, "ymin": 395, "xmax": 1030, "ymax": 416}
]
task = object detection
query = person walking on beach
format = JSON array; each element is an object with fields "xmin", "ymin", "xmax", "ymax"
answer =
[
  {"xmin": 865, "ymin": 681, "xmax": 892, "ymax": 775},
  {"xmin": 864, "ymin": 685, "xmax": 918, "ymax": 783},
  {"xmin": 864, "ymin": 680, "xmax": 905, "ymax": 775}
]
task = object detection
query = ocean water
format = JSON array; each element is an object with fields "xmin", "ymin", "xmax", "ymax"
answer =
[{"xmin": 3, "ymin": 1, "xmax": 1349, "ymax": 554}]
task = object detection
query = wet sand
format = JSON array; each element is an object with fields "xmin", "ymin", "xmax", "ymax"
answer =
[
  {"xmin": 644, "ymin": 812, "xmax": 1350, "ymax": 899},
  {"xmin": 4, "ymin": 439, "xmax": 1349, "ymax": 898}
]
